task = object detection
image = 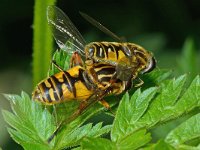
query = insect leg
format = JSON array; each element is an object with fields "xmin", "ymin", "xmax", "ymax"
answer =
[
  {"xmin": 99, "ymin": 99, "xmax": 115, "ymax": 115},
  {"xmin": 70, "ymin": 51, "xmax": 84, "ymax": 68},
  {"xmin": 109, "ymin": 72, "xmax": 118, "ymax": 84},
  {"xmin": 51, "ymin": 60, "xmax": 65, "ymax": 72},
  {"xmin": 99, "ymin": 99, "xmax": 110, "ymax": 109},
  {"xmin": 52, "ymin": 105, "xmax": 58, "ymax": 126},
  {"xmin": 86, "ymin": 66, "xmax": 101, "ymax": 87},
  {"xmin": 134, "ymin": 77, "xmax": 144, "ymax": 87}
]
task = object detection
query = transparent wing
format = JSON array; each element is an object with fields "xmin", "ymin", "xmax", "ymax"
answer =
[
  {"xmin": 47, "ymin": 6, "xmax": 86, "ymax": 56},
  {"xmin": 80, "ymin": 12, "xmax": 132, "ymax": 56},
  {"xmin": 80, "ymin": 12, "xmax": 122, "ymax": 42}
]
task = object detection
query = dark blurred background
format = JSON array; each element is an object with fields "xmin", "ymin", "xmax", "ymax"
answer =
[{"xmin": 0, "ymin": 0, "xmax": 200, "ymax": 149}]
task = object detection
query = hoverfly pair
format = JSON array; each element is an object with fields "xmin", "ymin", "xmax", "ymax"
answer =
[{"xmin": 32, "ymin": 6, "xmax": 156, "ymax": 142}]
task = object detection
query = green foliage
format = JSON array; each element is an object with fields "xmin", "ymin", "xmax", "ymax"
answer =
[
  {"xmin": 111, "ymin": 89, "xmax": 157, "ymax": 142},
  {"xmin": 179, "ymin": 37, "xmax": 198, "ymax": 80},
  {"xmin": 2, "ymin": 92, "xmax": 111, "ymax": 150},
  {"xmin": 2, "ymin": 92, "xmax": 54, "ymax": 150},
  {"xmin": 81, "ymin": 137, "xmax": 116, "ymax": 150},
  {"xmin": 3, "ymin": 71, "xmax": 200, "ymax": 149},
  {"xmin": 79, "ymin": 75, "xmax": 200, "ymax": 149},
  {"xmin": 33, "ymin": 0, "xmax": 57, "ymax": 87},
  {"xmin": 48, "ymin": 49, "xmax": 70, "ymax": 76},
  {"xmin": 165, "ymin": 113, "xmax": 200, "ymax": 149},
  {"xmin": 143, "ymin": 140, "xmax": 175, "ymax": 150}
]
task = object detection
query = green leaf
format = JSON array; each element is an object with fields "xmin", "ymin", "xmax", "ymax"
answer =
[
  {"xmin": 33, "ymin": 0, "xmax": 57, "ymax": 87},
  {"xmin": 2, "ymin": 110, "xmax": 22, "ymax": 132},
  {"xmin": 118, "ymin": 129, "xmax": 151, "ymax": 150},
  {"xmin": 81, "ymin": 137, "xmax": 116, "ymax": 150},
  {"xmin": 130, "ymin": 75, "xmax": 198, "ymax": 129},
  {"xmin": 7, "ymin": 128, "xmax": 50, "ymax": 150},
  {"xmin": 2, "ymin": 92, "xmax": 111, "ymax": 149},
  {"xmin": 143, "ymin": 69, "xmax": 172, "ymax": 84},
  {"xmin": 87, "ymin": 122, "xmax": 112, "ymax": 138},
  {"xmin": 174, "ymin": 144, "xmax": 200, "ymax": 150},
  {"xmin": 111, "ymin": 87, "xmax": 157, "ymax": 142},
  {"xmin": 173, "ymin": 75, "xmax": 200, "ymax": 114},
  {"xmin": 81, "ymin": 129, "xmax": 151, "ymax": 150},
  {"xmin": 143, "ymin": 140, "xmax": 175, "ymax": 150},
  {"xmin": 2, "ymin": 92, "xmax": 55, "ymax": 150},
  {"xmin": 3, "ymin": 91, "xmax": 113, "ymax": 150},
  {"xmin": 53, "ymin": 103, "xmax": 111, "ymax": 149},
  {"xmin": 73, "ymin": 147, "xmax": 81, "ymax": 150},
  {"xmin": 55, "ymin": 122, "xmax": 111, "ymax": 149},
  {"xmin": 153, "ymin": 140, "xmax": 175, "ymax": 150},
  {"xmin": 48, "ymin": 49, "xmax": 71, "ymax": 76},
  {"xmin": 165, "ymin": 113, "xmax": 200, "ymax": 148},
  {"xmin": 52, "ymin": 100, "xmax": 81, "ymax": 123}
]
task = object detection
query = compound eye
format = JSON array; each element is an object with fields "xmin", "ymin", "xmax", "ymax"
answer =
[
  {"xmin": 148, "ymin": 57, "xmax": 156, "ymax": 72},
  {"xmin": 141, "ymin": 56, "xmax": 156, "ymax": 74}
]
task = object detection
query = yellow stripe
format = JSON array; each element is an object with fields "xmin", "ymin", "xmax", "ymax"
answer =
[
  {"xmin": 49, "ymin": 88, "xmax": 55, "ymax": 101},
  {"xmin": 44, "ymin": 80, "xmax": 51, "ymax": 88}
]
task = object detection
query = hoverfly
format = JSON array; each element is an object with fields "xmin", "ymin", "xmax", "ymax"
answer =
[
  {"xmin": 32, "ymin": 53, "xmax": 130, "ymax": 142},
  {"xmin": 46, "ymin": 6, "xmax": 156, "ymax": 83},
  {"xmin": 80, "ymin": 12, "xmax": 156, "ymax": 82},
  {"xmin": 32, "ymin": 57, "xmax": 129, "ymax": 105}
]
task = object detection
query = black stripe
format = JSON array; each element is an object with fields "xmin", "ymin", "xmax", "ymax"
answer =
[
  {"xmin": 99, "ymin": 43, "xmax": 105, "ymax": 58},
  {"xmin": 81, "ymin": 70, "xmax": 93, "ymax": 90},
  {"xmin": 103, "ymin": 44, "xmax": 114, "ymax": 57},
  {"xmin": 40, "ymin": 82, "xmax": 52, "ymax": 103},
  {"xmin": 102, "ymin": 43, "xmax": 120, "ymax": 60},
  {"xmin": 120, "ymin": 45, "xmax": 129, "ymax": 57},
  {"xmin": 78, "ymin": 68, "xmax": 91, "ymax": 89},
  {"xmin": 96, "ymin": 67, "xmax": 115, "ymax": 76},
  {"xmin": 94, "ymin": 63, "xmax": 109, "ymax": 68},
  {"xmin": 99, "ymin": 77, "xmax": 111, "ymax": 82},
  {"xmin": 47, "ymin": 78, "xmax": 59, "ymax": 101},
  {"xmin": 94, "ymin": 43, "xmax": 105, "ymax": 58},
  {"xmin": 94, "ymin": 44, "xmax": 101, "ymax": 58},
  {"xmin": 64, "ymin": 68, "xmax": 92, "ymax": 98},
  {"xmin": 50, "ymin": 76, "xmax": 64, "ymax": 100},
  {"xmin": 64, "ymin": 71, "xmax": 77, "ymax": 98},
  {"xmin": 112, "ymin": 44, "xmax": 119, "ymax": 60},
  {"xmin": 135, "ymin": 52, "xmax": 146, "ymax": 58}
]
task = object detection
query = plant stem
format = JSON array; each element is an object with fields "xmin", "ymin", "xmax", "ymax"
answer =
[{"xmin": 33, "ymin": 0, "xmax": 56, "ymax": 87}]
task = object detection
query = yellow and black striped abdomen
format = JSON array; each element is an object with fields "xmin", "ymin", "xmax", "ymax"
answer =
[
  {"xmin": 32, "ymin": 66, "xmax": 93, "ymax": 105},
  {"xmin": 85, "ymin": 42, "xmax": 128, "ymax": 65}
]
